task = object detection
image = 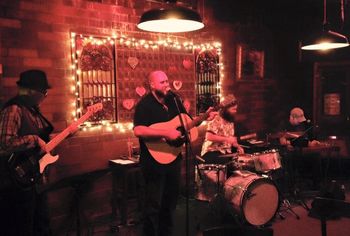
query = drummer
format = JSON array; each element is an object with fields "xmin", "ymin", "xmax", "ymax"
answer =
[{"xmin": 200, "ymin": 94, "xmax": 244, "ymax": 165}]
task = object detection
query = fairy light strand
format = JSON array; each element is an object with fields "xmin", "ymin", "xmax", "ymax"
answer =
[{"xmin": 69, "ymin": 32, "xmax": 224, "ymax": 132}]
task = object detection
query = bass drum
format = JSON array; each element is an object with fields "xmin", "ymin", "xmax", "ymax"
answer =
[
  {"xmin": 224, "ymin": 170, "xmax": 279, "ymax": 226},
  {"xmin": 195, "ymin": 164, "xmax": 227, "ymax": 202}
]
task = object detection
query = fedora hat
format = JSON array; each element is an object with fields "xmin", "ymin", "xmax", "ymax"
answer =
[{"xmin": 16, "ymin": 69, "xmax": 51, "ymax": 93}]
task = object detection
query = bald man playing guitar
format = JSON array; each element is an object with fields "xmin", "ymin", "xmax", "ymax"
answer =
[{"xmin": 133, "ymin": 70, "xmax": 217, "ymax": 236}]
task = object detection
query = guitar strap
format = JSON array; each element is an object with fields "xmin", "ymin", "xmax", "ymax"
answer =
[{"xmin": 31, "ymin": 107, "xmax": 54, "ymax": 143}]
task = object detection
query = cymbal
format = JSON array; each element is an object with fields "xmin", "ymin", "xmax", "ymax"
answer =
[
  {"xmin": 218, "ymin": 153, "xmax": 238, "ymax": 158},
  {"xmin": 267, "ymin": 132, "xmax": 285, "ymax": 139},
  {"xmin": 268, "ymin": 131, "xmax": 302, "ymax": 139}
]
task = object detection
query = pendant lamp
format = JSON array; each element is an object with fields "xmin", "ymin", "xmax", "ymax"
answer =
[
  {"xmin": 301, "ymin": 0, "xmax": 349, "ymax": 50},
  {"xmin": 137, "ymin": 1, "xmax": 204, "ymax": 33}
]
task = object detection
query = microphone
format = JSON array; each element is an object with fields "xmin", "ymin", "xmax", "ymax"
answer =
[{"xmin": 167, "ymin": 89, "xmax": 181, "ymax": 98}]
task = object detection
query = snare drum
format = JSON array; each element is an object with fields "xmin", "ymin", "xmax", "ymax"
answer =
[
  {"xmin": 253, "ymin": 149, "xmax": 282, "ymax": 172},
  {"xmin": 224, "ymin": 170, "xmax": 279, "ymax": 226},
  {"xmin": 195, "ymin": 164, "xmax": 227, "ymax": 201},
  {"xmin": 236, "ymin": 154, "xmax": 255, "ymax": 170}
]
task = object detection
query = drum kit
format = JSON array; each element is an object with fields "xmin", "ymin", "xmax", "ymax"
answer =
[{"xmin": 195, "ymin": 149, "xmax": 284, "ymax": 227}]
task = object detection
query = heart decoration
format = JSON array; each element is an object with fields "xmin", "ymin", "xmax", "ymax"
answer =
[
  {"xmin": 182, "ymin": 58, "xmax": 193, "ymax": 70},
  {"xmin": 183, "ymin": 99, "xmax": 191, "ymax": 113},
  {"xmin": 168, "ymin": 65, "xmax": 178, "ymax": 73},
  {"xmin": 135, "ymin": 86, "xmax": 146, "ymax": 97},
  {"xmin": 122, "ymin": 99, "xmax": 135, "ymax": 110},
  {"xmin": 128, "ymin": 57, "xmax": 139, "ymax": 69},
  {"xmin": 173, "ymin": 80, "xmax": 183, "ymax": 90}
]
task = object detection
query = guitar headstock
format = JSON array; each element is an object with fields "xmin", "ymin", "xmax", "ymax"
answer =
[
  {"xmin": 213, "ymin": 103, "xmax": 224, "ymax": 111},
  {"xmin": 87, "ymin": 103, "xmax": 103, "ymax": 113},
  {"xmin": 204, "ymin": 102, "xmax": 224, "ymax": 115}
]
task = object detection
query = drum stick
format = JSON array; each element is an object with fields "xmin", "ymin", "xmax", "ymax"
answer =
[
  {"xmin": 240, "ymin": 133, "xmax": 257, "ymax": 140},
  {"xmin": 195, "ymin": 155, "xmax": 206, "ymax": 163},
  {"xmin": 239, "ymin": 144, "xmax": 250, "ymax": 148}
]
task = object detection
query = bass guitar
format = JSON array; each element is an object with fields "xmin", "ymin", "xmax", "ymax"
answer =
[{"xmin": 6, "ymin": 103, "xmax": 103, "ymax": 189}]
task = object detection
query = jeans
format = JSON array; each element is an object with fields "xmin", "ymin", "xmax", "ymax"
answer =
[{"xmin": 141, "ymin": 160, "xmax": 181, "ymax": 236}]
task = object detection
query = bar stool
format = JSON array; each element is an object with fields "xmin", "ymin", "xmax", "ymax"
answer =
[{"xmin": 109, "ymin": 159, "xmax": 144, "ymax": 227}]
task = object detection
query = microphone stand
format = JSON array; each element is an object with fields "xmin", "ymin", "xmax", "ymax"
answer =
[
  {"xmin": 290, "ymin": 124, "xmax": 315, "ymax": 211},
  {"xmin": 291, "ymin": 124, "xmax": 314, "ymax": 143},
  {"xmin": 171, "ymin": 93, "xmax": 194, "ymax": 236}
]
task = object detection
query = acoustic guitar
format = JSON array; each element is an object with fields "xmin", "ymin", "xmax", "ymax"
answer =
[
  {"xmin": 6, "ymin": 103, "xmax": 103, "ymax": 189},
  {"xmin": 145, "ymin": 107, "xmax": 220, "ymax": 164}
]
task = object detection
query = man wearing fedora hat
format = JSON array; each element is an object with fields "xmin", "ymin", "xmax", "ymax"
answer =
[{"xmin": 0, "ymin": 69, "xmax": 53, "ymax": 235}]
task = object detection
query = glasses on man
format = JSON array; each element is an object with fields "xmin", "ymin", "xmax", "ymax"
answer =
[
  {"xmin": 30, "ymin": 89, "xmax": 48, "ymax": 97},
  {"xmin": 41, "ymin": 90, "xmax": 48, "ymax": 97}
]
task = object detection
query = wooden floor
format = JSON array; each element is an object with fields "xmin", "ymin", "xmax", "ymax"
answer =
[
  {"xmin": 63, "ymin": 178, "xmax": 350, "ymax": 236},
  {"xmin": 60, "ymin": 156, "xmax": 350, "ymax": 236}
]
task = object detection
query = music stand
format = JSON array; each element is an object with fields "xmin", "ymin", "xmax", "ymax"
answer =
[{"xmin": 309, "ymin": 197, "xmax": 350, "ymax": 236}]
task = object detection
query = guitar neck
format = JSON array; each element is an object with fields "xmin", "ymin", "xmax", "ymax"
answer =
[
  {"xmin": 186, "ymin": 104, "xmax": 222, "ymax": 130},
  {"xmin": 45, "ymin": 111, "xmax": 93, "ymax": 152},
  {"xmin": 185, "ymin": 112, "xmax": 208, "ymax": 130}
]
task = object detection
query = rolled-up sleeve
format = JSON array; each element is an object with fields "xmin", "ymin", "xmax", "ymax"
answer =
[{"xmin": 0, "ymin": 105, "xmax": 38, "ymax": 154}]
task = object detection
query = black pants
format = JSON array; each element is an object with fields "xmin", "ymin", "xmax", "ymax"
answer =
[
  {"xmin": 201, "ymin": 151, "xmax": 232, "ymax": 165},
  {"xmin": 141, "ymin": 160, "xmax": 181, "ymax": 236},
  {"xmin": 0, "ymin": 186, "xmax": 51, "ymax": 236}
]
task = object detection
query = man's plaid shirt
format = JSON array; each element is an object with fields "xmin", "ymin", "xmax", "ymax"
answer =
[{"xmin": 0, "ymin": 105, "xmax": 43, "ymax": 156}]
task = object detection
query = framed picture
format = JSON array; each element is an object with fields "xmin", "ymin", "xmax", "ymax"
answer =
[{"xmin": 236, "ymin": 44, "xmax": 264, "ymax": 80}]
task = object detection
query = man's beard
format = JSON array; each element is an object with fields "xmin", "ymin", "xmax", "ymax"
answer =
[
  {"xmin": 221, "ymin": 108, "xmax": 236, "ymax": 122},
  {"xmin": 154, "ymin": 89, "xmax": 167, "ymax": 98}
]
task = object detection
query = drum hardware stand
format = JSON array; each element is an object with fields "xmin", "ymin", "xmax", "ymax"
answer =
[
  {"xmin": 278, "ymin": 199, "xmax": 300, "ymax": 220},
  {"xmin": 292, "ymin": 187, "xmax": 311, "ymax": 211},
  {"xmin": 281, "ymin": 147, "xmax": 312, "ymax": 213},
  {"xmin": 194, "ymin": 156, "xmax": 206, "ymax": 203},
  {"xmin": 288, "ymin": 154, "xmax": 311, "ymax": 212},
  {"xmin": 194, "ymin": 155, "xmax": 206, "ymax": 189},
  {"xmin": 214, "ymin": 166, "xmax": 224, "ymax": 197},
  {"xmin": 264, "ymin": 170, "xmax": 301, "ymax": 220}
]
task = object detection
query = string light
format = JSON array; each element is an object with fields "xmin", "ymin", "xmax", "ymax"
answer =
[{"xmin": 69, "ymin": 32, "xmax": 224, "ymax": 132}]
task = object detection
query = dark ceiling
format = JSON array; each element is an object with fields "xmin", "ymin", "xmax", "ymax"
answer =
[{"xmin": 207, "ymin": 0, "xmax": 350, "ymax": 37}]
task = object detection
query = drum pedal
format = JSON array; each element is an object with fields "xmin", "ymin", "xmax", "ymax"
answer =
[
  {"xmin": 278, "ymin": 199, "xmax": 300, "ymax": 220},
  {"xmin": 292, "ymin": 188, "xmax": 311, "ymax": 211}
]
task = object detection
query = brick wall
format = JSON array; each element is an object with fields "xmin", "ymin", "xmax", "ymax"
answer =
[{"xmin": 0, "ymin": 0, "xmax": 282, "ymax": 231}]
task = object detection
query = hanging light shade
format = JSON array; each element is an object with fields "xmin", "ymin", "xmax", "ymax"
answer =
[
  {"xmin": 301, "ymin": 0, "xmax": 349, "ymax": 50},
  {"xmin": 301, "ymin": 29, "xmax": 349, "ymax": 50},
  {"xmin": 137, "ymin": 5, "xmax": 204, "ymax": 33}
]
